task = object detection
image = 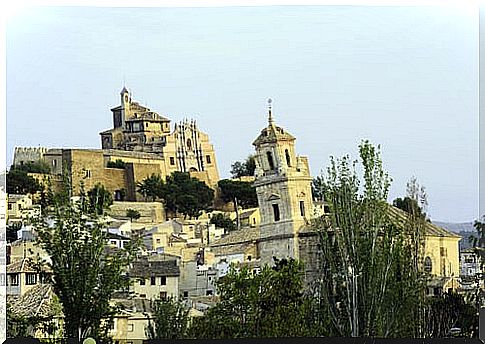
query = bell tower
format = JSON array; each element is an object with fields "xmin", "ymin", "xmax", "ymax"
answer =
[
  {"xmin": 253, "ymin": 99, "xmax": 314, "ymax": 266},
  {"xmin": 120, "ymin": 86, "xmax": 131, "ymax": 128}
]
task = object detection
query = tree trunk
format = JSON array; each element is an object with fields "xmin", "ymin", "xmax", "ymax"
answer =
[{"xmin": 234, "ymin": 197, "xmax": 240, "ymax": 230}]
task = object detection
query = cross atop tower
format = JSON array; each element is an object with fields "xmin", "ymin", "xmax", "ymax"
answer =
[{"xmin": 267, "ymin": 98, "xmax": 274, "ymax": 125}]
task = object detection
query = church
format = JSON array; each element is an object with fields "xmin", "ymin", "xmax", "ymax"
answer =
[
  {"xmin": 210, "ymin": 99, "xmax": 461, "ymax": 291},
  {"xmin": 13, "ymin": 87, "xmax": 221, "ymax": 199}
]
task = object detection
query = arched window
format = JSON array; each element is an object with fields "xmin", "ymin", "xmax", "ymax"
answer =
[
  {"xmin": 424, "ymin": 256, "xmax": 432, "ymax": 273},
  {"xmin": 267, "ymin": 151, "xmax": 275, "ymax": 170},
  {"xmin": 285, "ymin": 149, "xmax": 291, "ymax": 167},
  {"xmin": 187, "ymin": 139, "xmax": 192, "ymax": 150}
]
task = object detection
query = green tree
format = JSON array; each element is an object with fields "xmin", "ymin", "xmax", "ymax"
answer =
[
  {"xmin": 126, "ymin": 209, "xmax": 141, "ymax": 222},
  {"xmin": 34, "ymin": 181, "xmax": 139, "ymax": 341},
  {"xmin": 137, "ymin": 174, "xmax": 164, "ymax": 202},
  {"xmin": 146, "ymin": 297, "xmax": 190, "ymax": 339},
  {"xmin": 188, "ymin": 258, "xmax": 324, "ymax": 339},
  {"xmin": 218, "ymin": 179, "xmax": 258, "ymax": 229},
  {"xmin": 230, "ymin": 155, "xmax": 256, "ymax": 178},
  {"xmin": 162, "ymin": 172, "xmax": 214, "ymax": 219},
  {"xmin": 311, "ymin": 175, "xmax": 326, "ymax": 202},
  {"xmin": 210, "ymin": 213, "xmax": 236, "ymax": 232},
  {"xmin": 218, "ymin": 179, "xmax": 258, "ymax": 209},
  {"xmin": 313, "ymin": 140, "xmax": 427, "ymax": 338},
  {"xmin": 6, "ymin": 169, "xmax": 42, "ymax": 195},
  {"xmin": 87, "ymin": 183, "xmax": 113, "ymax": 215},
  {"xmin": 11, "ymin": 160, "xmax": 51, "ymax": 174},
  {"xmin": 425, "ymin": 291, "xmax": 479, "ymax": 338},
  {"xmin": 392, "ymin": 196, "xmax": 426, "ymax": 220},
  {"xmin": 106, "ymin": 159, "xmax": 126, "ymax": 169}
]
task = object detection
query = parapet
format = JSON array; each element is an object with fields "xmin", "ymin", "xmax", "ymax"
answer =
[{"xmin": 12, "ymin": 147, "xmax": 49, "ymax": 166}]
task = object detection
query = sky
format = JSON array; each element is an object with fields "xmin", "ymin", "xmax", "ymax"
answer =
[{"xmin": 5, "ymin": 4, "xmax": 479, "ymax": 223}]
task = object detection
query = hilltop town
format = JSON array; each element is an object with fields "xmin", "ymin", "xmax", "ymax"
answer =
[{"xmin": 4, "ymin": 87, "xmax": 481, "ymax": 340}]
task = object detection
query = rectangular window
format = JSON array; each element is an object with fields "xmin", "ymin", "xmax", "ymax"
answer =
[
  {"xmin": 299, "ymin": 201, "xmax": 305, "ymax": 217},
  {"xmin": 160, "ymin": 291, "xmax": 167, "ymax": 300},
  {"xmin": 183, "ymin": 291, "xmax": 189, "ymax": 298},
  {"xmin": 10, "ymin": 274, "xmax": 19, "ymax": 286},
  {"xmin": 26, "ymin": 273, "xmax": 37, "ymax": 285},
  {"xmin": 151, "ymin": 276, "xmax": 156, "ymax": 285},
  {"xmin": 160, "ymin": 276, "xmax": 166, "ymax": 285},
  {"xmin": 206, "ymin": 290, "xmax": 213, "ymax": 296},
  {"xmin": 7, "ymin": 204, "xmax": 11, "ymax": 210},
  {"xmin": 170, "ymin": 157, "xmax": 175, "ymax": 165},
  {"xmin": 206, "ymin": 155, "xmax": 211, "ymax": 164},
  {"xmin": 127, "ymin": 324, "xmax": 134, "ymax": 332},
  {"xmin": 140, "ymin": 278, "xmax": 145, "ymax": 285},
  {"xmin": 272, "ymin": 204, "xmax": 280, "ymax": 222}
]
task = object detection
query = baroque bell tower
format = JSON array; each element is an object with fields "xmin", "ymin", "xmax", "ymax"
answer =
[{"xmin": 253, "ymin": 99, "xmax": 314, "ymax": 266}]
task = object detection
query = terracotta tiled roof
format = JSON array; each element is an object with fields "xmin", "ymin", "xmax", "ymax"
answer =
[
  {"xmin": 253, "ymin": 123, "xmax": 296, "ymax": 146},
  {"xmin": 129, "ymin": 258, "xmax": 180, "ymax": 278},
  {"xmin": 210, "ymin": 226, "xmax": 260, "ymax": 247},
  {"xmin": 210, "ymin": 242, "xmax": 254, "ymax": 256},
  {"xmin": 387, "ymin": 206, "xmax": 461, "ymax": 238},
  {"xmin": 7, "ymin": 258, "xmax": 37, "ymax": 273},
  {"xmin": 8, "ymin": 284, "xmax": 60, "ymax": 318},
  {"xmin": 239, "ymin": 208, "xmax": 258, "ymax": 219}
]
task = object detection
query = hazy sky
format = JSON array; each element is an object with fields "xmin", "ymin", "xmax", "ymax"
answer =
[{"xmin": 6, "ymin": 5, "xmax": 478, "ymax": 222}]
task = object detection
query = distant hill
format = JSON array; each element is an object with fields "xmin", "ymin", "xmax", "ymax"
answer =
[
  {"xmin": 432, "ymin": 221, "xmax": 475, "ymax": 233},
  {"xmin": 432, "ymin": 221, "xmax": 476, "ymax": 251}
]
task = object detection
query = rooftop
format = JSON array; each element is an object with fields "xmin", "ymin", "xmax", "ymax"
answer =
[{"xmin": 129, "ymin": 257, "xmax": 180, "ymax": 278}]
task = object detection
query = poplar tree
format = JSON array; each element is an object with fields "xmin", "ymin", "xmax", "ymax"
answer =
[
  {"xmin": 34, "ymin": 174, "xmax": 140, "ymax": 341},
  {"xmin": 313, "ymin": 140, "xmax": 427, "ymax": 337}
]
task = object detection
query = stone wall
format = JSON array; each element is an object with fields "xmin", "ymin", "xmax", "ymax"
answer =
[
  {"xmin": 109, "ymin": 201, "xmax": 166, "ymax": 224},
  {"xmin": 12, "ymin": 147, "xmax": 48, "ymax": 167},
  {"xmin": 125, "ymin": 162, "xmax": 166, "ymax": 201}
]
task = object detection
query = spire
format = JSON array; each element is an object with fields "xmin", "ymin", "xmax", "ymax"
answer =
[{"xmin": 267, "ymin": 98, "xmax": 274, "ymax": 125}]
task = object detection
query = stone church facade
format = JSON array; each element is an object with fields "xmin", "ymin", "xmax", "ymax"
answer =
[
  {"xmin": 252, "ymin": 100, "xmax": 316, "ymax": 268},
  {"xmin": 100, "ymin": 87, "xmax": 220, "ymax": 186},
  {"xmin": 210, "ymin": 100, "xmax": 323, "ymax": 286},
  {"xmin": 210, "ymin": 100, "xmax": 461, "ymax": 290},
  {"xmin": 13, "ymin": 87, "xmax": 221, "ymax": 200}
]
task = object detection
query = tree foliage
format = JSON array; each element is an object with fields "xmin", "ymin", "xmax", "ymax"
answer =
[
  {"xmin": 230, "ymin": 155, "xmax": 256, "ymax": 178},
  {"xmin": 87, "ymin": 183, "xmax": 113, "ymax": 215},
  {"xmin": 188, "ymin": 258, "xmax": 325, "ymax": 339},
  {"xmin": 11, "ymin": 160, "xmax": 51, "ymax": 174},
  {"xmin": 34, "ymin": 180, "xmax": 139, "ymax": 340},
  {"xmin": 138, "ymin": 172, "xmax": 214, "ymax": 218},
  {"xmin": 163, "ymin": 172, "xmax": 214, "ymax": 218},
  {"xmin": 146, "ymin": 297, "xmax": 190, "ymax": 339},
  {"xmin": 126, "ymin": 209, "xmax": 141, "ymax": 222},
  {"xmin": 209, "ymin": 213, "xmax": 236, "ymax": 232},
  {"xmin": 313, "ymin": 140, "xmax": 427, "ymax": 338},
  {"xmin": 393, "ymin": 196, "xmax": 426, "ymax": 220},
  {"xmin": 312, "ymin": 175, "xmax": 326, "ymax": 202},
  {"xmin": 425, "ymin": 291, "xmax": 478, "ymax": 338},
  {"xmin": 6, "ymin": 169, "xmax": 42, "ymax": 195},
  {"xmin": 137, "ymin": 174, "xmax": 164, "ymax": 202},
  {"xmin": 218, "ymin": 179, "xmax": 258, "ymax": 209},
  {"xmin": 106, "ymin": 159, "xmax": 126, "ymax": 169}
]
